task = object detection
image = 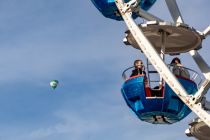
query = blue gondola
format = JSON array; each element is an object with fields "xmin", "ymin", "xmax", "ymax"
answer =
[
  {"xmin": 121, "ymin": 66, "xmax": 201, "ymax": 124},
  {"xmin": 91, "ymin": 0, "xmax": 157, "ymax": 21}
]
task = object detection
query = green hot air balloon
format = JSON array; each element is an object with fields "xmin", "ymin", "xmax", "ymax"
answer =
[{"xmin": 50, "ymin": 80, "xmax": 59, "ymax": 89}]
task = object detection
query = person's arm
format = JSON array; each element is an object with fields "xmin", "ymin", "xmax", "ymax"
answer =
[
  {"xmin": 130, "ymin": 70, "xmax": 135, "ymax": 77},
  {"xmin": 177, "ymin": 63, "xmax": 183, "ymax": 67}
]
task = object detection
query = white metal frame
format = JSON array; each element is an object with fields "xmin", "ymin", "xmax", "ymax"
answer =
[
  {"xmin": 165, "ymin": 0, "xmax": 184, "ymax": 23},
  {"xmin": 203, "ymin": 26, "xmax": 210, "ymax": 37},
  {"xmin": 115, "ymin": 0, "xmax": 210, "ymax": 127},
  {"xmin": 136, "ymin": 8, "xmax": 163, "ymax": 22},
  {"xmin": 189, "ymin": 50, "xmax": 210, "ymax": 103}
]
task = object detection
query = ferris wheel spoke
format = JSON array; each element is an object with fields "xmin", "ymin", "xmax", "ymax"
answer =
[
  {"xmin": 189, "ymin": 50, "xmax": 210, "ymax": 102},
  {"xmin": 203, "ymin": 25, "xmax": 210, "ymax": 37},
  {"xmin": 165, "ymin": 0, "xmax": 184, "ymax": 23}
]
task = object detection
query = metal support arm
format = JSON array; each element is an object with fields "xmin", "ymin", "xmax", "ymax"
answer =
[
  {"xmin": 137, "ymin": 8, "xmax": 163, "ymax": 22},
  {"xmin": 121, "ymin": 0, "xmax": 140, "ymax": 13},
  {"xmin": 189, "ymin": 50, "xmax": 210, "ymax": 78},
  {"xmin": 121, "ymin": 0, "xmax": 163, "ymax": 22},
  {"xmin": 165, "ymin": 0, "xmax": 184, "ymax": 23},
  {"xmin": 203, "ymin": 25, "xmax": 210, "ymax": 37},
  {"xmin": 189, "ymin": 50, "xmax": 210, "ymax": 101}
]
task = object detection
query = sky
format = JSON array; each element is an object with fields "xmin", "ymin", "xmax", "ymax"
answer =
[{"xmin": 0, "ymin": 0, "xmax": 209, "ymax": 140}]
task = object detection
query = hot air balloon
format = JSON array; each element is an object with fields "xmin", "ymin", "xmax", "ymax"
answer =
[{"xmin": 50, "ymin": 80, "xmax": 59, "ymax": 89}]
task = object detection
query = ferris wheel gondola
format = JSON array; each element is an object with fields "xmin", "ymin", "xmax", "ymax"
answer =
[{"xmin": 121, "ymin": 65, "xmax": 201, "ymax": 124}]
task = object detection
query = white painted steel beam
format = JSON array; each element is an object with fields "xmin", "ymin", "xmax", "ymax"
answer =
[
  {"xmin": 189, "ymin": 50, "xmax": 210, "ymax": 101},
  {"xmin": 165, "ymin": 0, "xmax": 184, "ymax": 23},
  {"xmin": 203, "ymin": 25, "xmax": 210, "ymax": 37},
  {"xmin": 189, "ymin": 50, "xmax": 210, "ymax": 78},
  {"xmin": 115, "ymin": 0, "xmax": 210, "ymax": 127},
  {"xmin": 137, "ymin": 8, "xmax": 163, "ymax": 22}
]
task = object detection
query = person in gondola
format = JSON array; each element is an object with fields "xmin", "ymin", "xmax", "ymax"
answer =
[
  {"xmin": 130, "ymin": 59, "xmax": 149, "ymax": 88},
  {"xmin": 130, "ymin": 59, "xmax": 149, "ymax": 93},
  {"xmin": 130, "ymin": 59, "xmax": 146, "ymax": 77},
  {"xmin": 170, "ymin": 57, "xmax": 190, "ymax": 79}
]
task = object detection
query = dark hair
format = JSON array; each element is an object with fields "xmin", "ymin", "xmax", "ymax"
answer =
[
  {"xmin": 170, "ymin": 57, "xmax": 181, "ymax": 64},
  {"xmin": 134, "ymin": 59, "xmax": 142, "ymax": 65}
]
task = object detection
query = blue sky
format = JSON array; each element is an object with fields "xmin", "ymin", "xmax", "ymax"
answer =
[{"xmin": 0, "ymin": 0, "xmax": 209, "ymax": 140}]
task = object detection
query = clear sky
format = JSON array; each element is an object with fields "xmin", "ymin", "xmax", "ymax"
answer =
[{"xmin": 0, "ymin": 0, "xmax": 209, "ymax": 140}]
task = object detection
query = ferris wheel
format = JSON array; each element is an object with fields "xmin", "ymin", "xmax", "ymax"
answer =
[{"xmin": 91, "ymin": 0, "xmax": 210, "ymax": 139}]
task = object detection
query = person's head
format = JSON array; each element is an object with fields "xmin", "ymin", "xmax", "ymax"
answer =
[
  {"xmin": 170, "ymin": 57, "xmax": 181, "ymax": 65},
  {"xmin": 134, "ymin": 59, "xmax": 143, "ymax": 69}
]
